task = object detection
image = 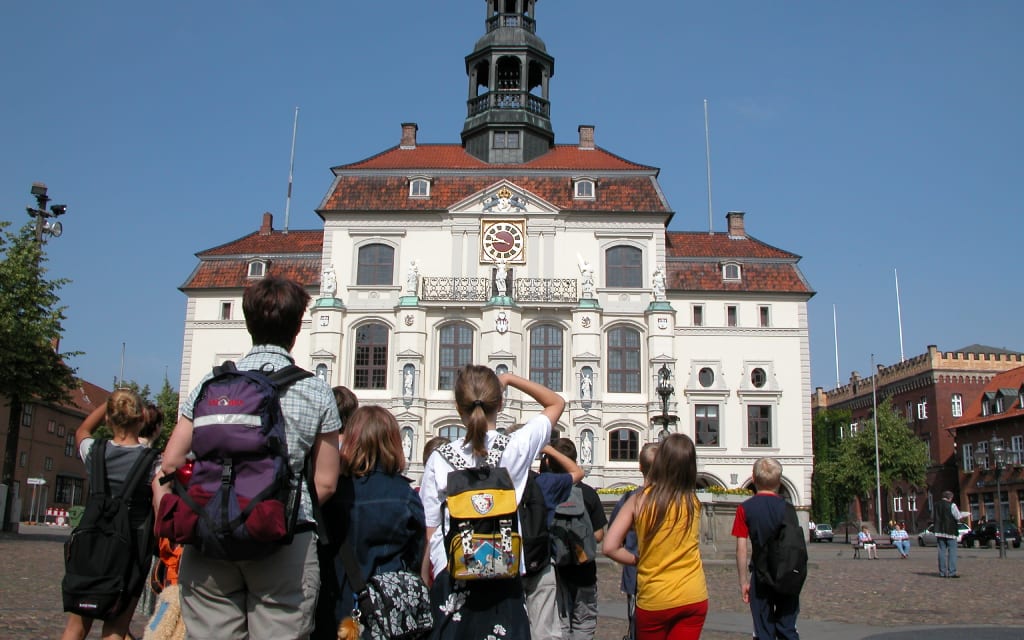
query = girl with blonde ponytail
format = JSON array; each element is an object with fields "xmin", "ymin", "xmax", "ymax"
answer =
[{"xmin": 419, "ymin": 365, "xmax": 564, "ymax": 640}]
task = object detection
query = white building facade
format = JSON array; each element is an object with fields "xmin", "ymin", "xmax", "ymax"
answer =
[{"xmin": 178, "ymin": 2, "xmax": 815, "ymax": 505}]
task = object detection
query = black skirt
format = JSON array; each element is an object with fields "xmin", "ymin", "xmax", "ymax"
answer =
[{"xmin": 428, "ymin": 570, "xmax": 531, "ymax": 640}]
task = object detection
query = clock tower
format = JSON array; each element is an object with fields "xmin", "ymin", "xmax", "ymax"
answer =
[{"xmin": 462, "ymin": 0, "xmax": 555, "ymax": 163}]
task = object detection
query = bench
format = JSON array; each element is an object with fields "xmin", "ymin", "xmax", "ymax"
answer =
[{"xmin": 851, "ymin": 535, "xmax": 895, "ymax": 558}]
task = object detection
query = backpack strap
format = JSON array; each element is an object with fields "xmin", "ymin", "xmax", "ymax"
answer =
[
  {"xmin": 265, "ymin": 364, "xmax": 314, "ymax": 388},
  {"xmin": 118, "ymin": 448, "xmax": 158, "ymax": 503},
  {"xmin": 485, "ymin": 433, "xmax": 511, "ymax": 467},
  {"xmin": 89, "ymin": 439, "xmax": 109, "ymax": 498},
  {"xmin": 436, "ymin": 442, "xmax": 466, "ymax": 471}
]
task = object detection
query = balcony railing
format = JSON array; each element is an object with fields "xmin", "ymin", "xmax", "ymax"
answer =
[
  {"xmin": 486, "ymin": 13, "xmax": 536, "ymax": 33},
  {"xmin": 419, "ymin": 276, "xmax": 579, "ymax": 303},
  {"xmin": 515, "ymin": 278, "xmax": 578, "ymax": 303},
  {"xmin": 467, "ymin": 91, "xmax": 550, "ymax": 118}
]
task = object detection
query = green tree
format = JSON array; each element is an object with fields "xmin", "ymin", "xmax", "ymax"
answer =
[
  {"xmin": 153, "ymin": 376, "xmax": 180, "ymax": 452},
  {"xmin": 819, "ymin": 398, "xmax": 930, "ymax": 527},
  {"xmin": 811, "ymin": 407, "xmax": 851, "ymax": 525},
  {"xmin": 0, "ymin": 220, "xmax": 79, "ymax": 526}
]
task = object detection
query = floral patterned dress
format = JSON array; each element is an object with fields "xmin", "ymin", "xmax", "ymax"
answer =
[{"xmin": 428, "ymin": 571, "xmax": 530, "ymax": 640}]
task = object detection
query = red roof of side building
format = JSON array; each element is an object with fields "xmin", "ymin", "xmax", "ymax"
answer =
[
  {"xmin": 199, "ymin": 229, "xmax": 323, "ymax": 257},
  {"xmin": 947, "ymin": 366, "xmax": 1024, "ymax": 431},
  {"xmin": 666, "ymin": 231, "xmax": 799, "ymax": 260},
  {"xmin": 336, "ymin": 144, "xmax": 657, "ymax": 172},
  {"xmin": 181, "ymin": 256, "xmax": 322, "ymax": 291},
  {"xmin": 665, "ymin": 231, "xmax": 812, "ymax": 295}
]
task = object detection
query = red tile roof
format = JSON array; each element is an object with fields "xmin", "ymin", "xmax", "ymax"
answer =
[
  {"xmin": 668, "ymin": 263, "xmax": 812, "ymax": 294},
  {"xmin": 337, "ymin": 144, "xmax": 656, "ymax": 172},
  {"xmin": 199, "ymin": 229, "xmax": 323, "ymax": 257},
  {"xmin": 666, "ymin": 232, "xmax": 799, "ymax": 260},
  {"xmin": 323, "ymin": 175, "xmax": 668, "ymax": 213},
  {"xmin": 947, "ymin": 366, "xmax": 1024, "ymax": 431},
  {"xmin": 181, "ymin": 257, "xmax": 322, "ymax": 291}
]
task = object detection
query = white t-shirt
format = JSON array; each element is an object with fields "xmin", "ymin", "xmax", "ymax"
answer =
[{"xmin": 419, "ymin": 413, "xmax": 551, "ymax": 578}]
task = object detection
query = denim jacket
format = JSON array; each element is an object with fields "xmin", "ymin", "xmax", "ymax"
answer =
[{"xmin": 320, "ymin": 468, "xmax": 425, "ymax": 622}]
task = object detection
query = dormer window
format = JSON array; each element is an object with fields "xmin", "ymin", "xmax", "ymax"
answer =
[
  {"xmin": 248, "ymin": 260, "xmax": 266, "ymax": 278},
  {"xmin": 573, "ymin": 178, "xmax": 595, "ymax": 199},
  {"xmin": 409, "ymin": 177, "xmax": 431, "ymax": 198},
  {"xmin": 493, "ymin": 131, "xmax": 520, "ymax": 149},
  {"xmin": 723, "ymin": 263, "xmax": 741, "ymax": 281}
]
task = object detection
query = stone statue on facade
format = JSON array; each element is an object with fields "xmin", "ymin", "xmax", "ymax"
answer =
[
  {"xmin": 405, "ymin": 259, "xmax": 419, "ymax": 295},
  {"xmin": 652, "ymin": 263, "xmax": 666, "ymax": 301},
  {"xmin": 577, "ymin": 253, "xmax": 595, "ymax": 298},
  {"xmin": 320, "ymin": 264, "xmax": 337, "ymax": 298},
  {"xmin": 494, "ymin": 259, "xmax": 508, "ymax": 297}
]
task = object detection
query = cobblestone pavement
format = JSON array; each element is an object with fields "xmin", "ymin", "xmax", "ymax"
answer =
[{"xmin": 3, "ymin": 533, "xmax": 1023, "ymax": 639}]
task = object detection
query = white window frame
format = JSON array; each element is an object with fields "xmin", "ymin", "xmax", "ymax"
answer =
[
  {"xmin": 962, "ymin": 442, "xmax": 974, "ymax": 472},
  {"xmin": 722, "ymin": 262, "xmax": 741, "ymax": 280},
  {"xmin": 726, "ymin": 304, "xmax": 738, "ymax": 327},
  {"xmin": 573, "ymin": 178, "xmax": 596, "ymax": 199},
  {"xmin": 908, "ymin": 493, "xmax": 917, "ymax": 512},
  {"xmin": 916, "ymin": 399, "xmax": 928, "ymax": 420},
  {"xmin": 691, "ymin": 304, "xmax": 704, "ymax": 327},
  {"xmin": 219, "ymin": 301, "xmax": 232, "ymax": 321},
  {"xmin": 892, "ymin": 493, "xmax": 904, "ymax": 513},
  {"xmin": 409, "ymin": 177, "xmax": 431, "ymax": 197},
  {"xmin": 758, "ymin": 305, "xmax": 771, "ymax": 328},
  {"xmin": 247, "ymin": 260, "xmax": 266, "ymax": 278},
  {"xmin": 951, "ymin": 393, "xmax": 963, "ymax": 418}
]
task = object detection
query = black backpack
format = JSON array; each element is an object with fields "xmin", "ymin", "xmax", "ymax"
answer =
[
  {"xmin": 62, "ymin": 440, "xmax": 157, "ymax": 619},
  {"xmin": 518, "ymin": 470, "xmax": 551, "ymax": 575},
  {"xmin": 752, "ymin": 501, "xmax": 808, "ymax": 596}
]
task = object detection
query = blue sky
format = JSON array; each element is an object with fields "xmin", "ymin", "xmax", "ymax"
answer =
[{"xmin": 1, "ymin": 1, "xmax": 1021, "ymax": 396}]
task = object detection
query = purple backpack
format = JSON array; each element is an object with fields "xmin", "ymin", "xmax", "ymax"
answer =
[{"xmin": 168, "ymin": 361, "xmax": 312, "ymax": 561}]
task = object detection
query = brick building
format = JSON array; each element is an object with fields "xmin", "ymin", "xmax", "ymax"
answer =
[
  {"xmin": 947, "ymin": 365, "xmax": 1024, "ymax": 529},
  {"xmin": 812, "ymin": 344, "xmax": 1024, "ymax": 531},
  {"xmin": 0, "ymin": 381, "xmax": 109, "ymax": 525}
]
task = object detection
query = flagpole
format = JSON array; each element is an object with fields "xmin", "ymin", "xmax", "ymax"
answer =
[
  {"xmin": 833, "ymin": 304, "xmax": 840, "ymax": 388},
  {"xmin": 704, "ymin": 99, "xmax": 714, "ymax": 234},
  {"xmin": 283, "ymin": 106, "xmax": 299, "ymax": 235},
  {"xmin": 894, "ymin": 268, "xmax": 905, "ymax": 362}
]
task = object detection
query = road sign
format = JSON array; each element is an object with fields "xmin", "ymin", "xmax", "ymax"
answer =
[{"xmin": 26, "ymin": 477, "xmax": 46, "ymax": 486}]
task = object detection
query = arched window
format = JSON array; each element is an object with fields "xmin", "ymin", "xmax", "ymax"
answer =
[
  {"xmin": 605, "ymin": 246, "xmax": 642, "ymax": 288},
  {"xmin": 439, "ymin": 323, "xmax": 474, "ymax": 390},
  {"xmin": 529, "ymin": 324, "xmax": 563, "ymax": 391},
  {"xmin": 608, "ymin": 428, "xmax": 639, "ymax": 461},
  {"xmin": 607, "ymin": 326, "xmax": 641, "ymax": 393},
  {"xmin": 356, "ymin": 243, "xmax": 394, "ymax": 286},
  {"xmin": 439, "ymin": 425, "xmax": 467, "ymax": 443},
  {"xmin": 354, "ymin": 323, "xmax": 389, "ymax": 389}
]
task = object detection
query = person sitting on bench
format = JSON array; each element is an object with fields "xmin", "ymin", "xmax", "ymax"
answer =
[{"xmin": 858, "ymin": 526, "xmax": 878, "ymax": 559}]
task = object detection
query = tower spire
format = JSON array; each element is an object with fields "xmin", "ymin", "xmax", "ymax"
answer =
[{"xmin": 462, "ymin": 0, "xmax": 554, "ymax": 163}]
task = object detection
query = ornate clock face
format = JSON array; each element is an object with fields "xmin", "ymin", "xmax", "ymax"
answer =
[{"xmin": 481, "ymin": 220, "xmax": 525, "ymax": 263}]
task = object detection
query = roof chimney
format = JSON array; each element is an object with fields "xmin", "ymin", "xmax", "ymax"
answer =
[
  {"xmin": 259, "ymin": 212, "xmax": 274, "ymax": 236},
  {"xmin": 400, "ymin": 123, "xmax": 418, "ymax": 149},
  {"xmin": 726, "ymin": 211, "xmax": 746, "ymax": 238},
  {"xmin": 578, "ymin": 125, "xmax": 595, "ymax": 150}
]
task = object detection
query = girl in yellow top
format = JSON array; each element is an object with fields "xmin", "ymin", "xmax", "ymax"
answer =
[{"xmin": 603, "ymin": 434, "xmax": 708, "ymax": 640}]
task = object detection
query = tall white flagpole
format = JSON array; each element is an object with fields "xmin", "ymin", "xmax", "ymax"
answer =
[
  {"xmin": 704, "ymin": 99, "xmax": 714, "ymax": 234},
  {"xmin": 897, "ymin": 266, "xmax": 905, "ymax": 362},
  {"xmin": 283, "ymin": 106, "xmax": 300, "ymax": 235},
  {"xmin": 833, "ymin": 304, "xmax": 840, "ymax": 388}
]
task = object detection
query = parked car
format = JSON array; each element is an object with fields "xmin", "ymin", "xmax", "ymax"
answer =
[
  {"xmin": 812, "ymin": 523, "xmax": 833, "ymax": 542},
  {"xmin": 917, "ymin": 522, "xmax": 971, "ymax": 547},
  {"xmin": 961, "ymin": 521, "xmax": 1022, "ymax": 549}
]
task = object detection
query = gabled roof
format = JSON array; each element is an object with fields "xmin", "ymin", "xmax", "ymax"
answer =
[
  {"xmin": 181, "ymin": 256, "xmax": 322, "ymax": 291},
  {"xmin": 322, "ymin": 174, "xmax": 668, "ymax": 213},
  {"xmin": 948, "ymin": 365, "xmax": 1024, "ymax": 431},
  {"xmin": 335, "ymin": 144, "xmax": 657, "ymax": 172},
  {"xmin": 199, "ymin": 229, "xmax": 323, "ymax": 257}
]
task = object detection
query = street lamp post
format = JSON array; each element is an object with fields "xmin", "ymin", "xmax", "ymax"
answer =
[
  {"xmin": 652, "ymin": 364, "xmax": 677, "ymax": 440},
  {"xmin": 991, "ymin": 435, "xmax": 1007, "ymax": 560},
  {"xmin": 26, "ymin": 182, "xmax": 67, "ymax": 246}
]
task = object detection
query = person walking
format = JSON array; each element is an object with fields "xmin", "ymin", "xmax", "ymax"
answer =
[
  {"xmin": 603, "ymin": 434, "xmax": 707, "ymax": 640},
  {"xmin": 418, "ymin": 366, "xmax": 564, "ymax": 640},
  {"xmin": 732, "ymin": 457, "xmax": 800, "ymax": 640},
  {"xmin": 157, "ymin": 277, "xmax": 341, "ymax": 640},
  {"xmin": 934, "ymin": 490, "xmax": 968, "ymax": 578},
  {"xmin": 606, "ymin": 443, "xmax": 658, "ymax": 640}
]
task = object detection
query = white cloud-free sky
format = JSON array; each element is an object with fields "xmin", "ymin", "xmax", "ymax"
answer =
[{"xmin": 1, "ymin": 1, "xmax": 1020, "ymax": 394}]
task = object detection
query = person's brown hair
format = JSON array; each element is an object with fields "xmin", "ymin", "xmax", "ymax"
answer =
[
  {"xmin": 139, "ymin": 403, "xmax": 164, "ymax": 440},
  {"xmin": 422, "ymin": 436, "xmax": 449, "ymax": 463},
  {"xmin": 638, "ymin": 442, "xmax": 659, "ymax": 477},
  {"xmin": 637, "ymin": 433, "xmax": 698, "ymax": 547},
  {"xmin": 544, "ymin": 437, "xmax": 577, "ymax": 473},
  {"xmin": 339, "ymin": 406, "xmax": 405, "ymax": 477},
  {"xmin": 106, "ymin": 389, "xmax": 144, "ymax": 435},
  {"xmin": 454, "ymin": 365, "xmax": 503, "ymax": 458},
  {"xmin": 242, "ymin": 277, "xmax": 310, "ymax": 348},
  {"xmin": 332, "ymin": 386, "xmax": 359, "ymax": 431}
]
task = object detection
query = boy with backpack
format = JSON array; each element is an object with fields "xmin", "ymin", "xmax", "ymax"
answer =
[
  {"xmin": 546, "ymin": 438, "xmax": 607, "ymax": 640},
  {"xmin": 731, "ymin": 457, "xmax": 807, "ymax": 640},
  {"xmin": 156, "ymin": 277, "xmax": 341, "ymax": 640}
]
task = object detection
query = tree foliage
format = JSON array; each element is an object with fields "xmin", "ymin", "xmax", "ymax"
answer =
[
  {"xmin": 811, "ymin": 407, "xmax": 851, "ymax": 525},
  {"xmin": 817, "ymin": 398, "xmax": 930, "ymax": 516},
  {"xmin": 0, "ymin": 220, "xmax": 78, "ymax": 402},
  {"xmin": 92, "ymin": 377, "xmax": 179, "ymax": 452}
]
